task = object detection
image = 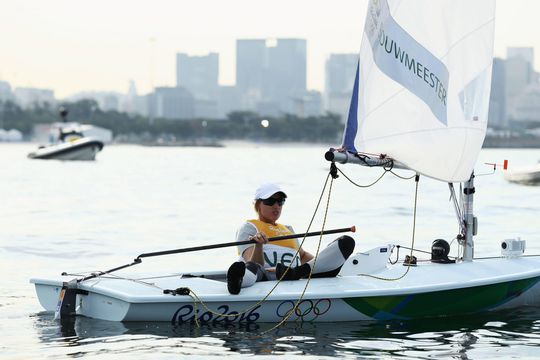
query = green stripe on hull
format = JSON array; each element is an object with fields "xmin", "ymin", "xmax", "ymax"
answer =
[{"xmin": 343, "ymin": 277, "xmax": 540, "ymax": 320}]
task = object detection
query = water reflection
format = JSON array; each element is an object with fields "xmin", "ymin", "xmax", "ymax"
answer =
[{"xmin": 32, "ymin": 307, "xmax": 540, "ymax": 357}]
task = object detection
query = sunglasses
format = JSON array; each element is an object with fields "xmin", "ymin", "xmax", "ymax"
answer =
[{"xmin": 261, "ymin": 197, "xmax": 286, "ymax": 206}]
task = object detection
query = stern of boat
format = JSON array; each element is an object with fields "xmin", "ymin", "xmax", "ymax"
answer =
[
  {"xmin": 30, "ymin": 278, "xmax": 65, "ymax": 312},
  {"xmin": 30, "ymin": 277, "xmax": 132, "ymax": 321}
]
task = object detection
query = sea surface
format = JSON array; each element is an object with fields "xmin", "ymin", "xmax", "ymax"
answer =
[{"xmin": 1, "ymin": 142, "xmax": 539, "ymax": 359}]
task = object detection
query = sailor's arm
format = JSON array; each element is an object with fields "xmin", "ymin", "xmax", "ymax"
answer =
[
  {"xmin": 299, "ymin": 248, "xmax": 314, "ymax": 264},
  {"xmin": 242, "ymin": 232, "xmax": 268, "ymax": 266}
]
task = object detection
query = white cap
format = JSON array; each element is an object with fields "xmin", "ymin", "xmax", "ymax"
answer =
[{"xmin": 254, "ymin": 183, "xmax": 287, "ymax": 200}]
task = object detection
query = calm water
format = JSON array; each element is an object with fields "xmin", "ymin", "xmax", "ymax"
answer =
[{"xmin": 1, "ymin": 142, "xmax": 539, "ymax": 359}]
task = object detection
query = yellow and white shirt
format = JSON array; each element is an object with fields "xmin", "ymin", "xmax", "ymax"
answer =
[{"xmin": 236, "ymin": 219, "xmax": 301, "ymax": 268}]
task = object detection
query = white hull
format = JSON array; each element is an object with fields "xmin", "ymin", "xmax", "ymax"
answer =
[
  {"xmin": 504, "ymin": 164, "xmax": 540, "ymax": 185},
  {"xmin": 28, "ymin": 137, "xmax": 104, "ymax": 161},
  {"xmin": 31, "ymin": 249, "xmax": 540, "ymax": 323}
]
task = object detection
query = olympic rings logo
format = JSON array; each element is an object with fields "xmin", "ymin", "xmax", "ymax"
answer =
[{"xmin": 276, "ymin": 299, "xmax": 331, "ymax": 321}]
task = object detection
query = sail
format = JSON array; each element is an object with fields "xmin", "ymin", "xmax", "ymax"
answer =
[{"xmin": 343, "ymin": 0, "xmax": 496, "ymax": 182}]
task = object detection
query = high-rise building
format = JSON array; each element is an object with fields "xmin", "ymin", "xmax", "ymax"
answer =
[
  {"xmin": 488, "ymin": 58, "xmax": 506, "ymax": 128},
  {"xmin": 121, "ymin": 80, "xmax": 146, "ymax": 115},
  {"xmin": 510, "ymin": 83, "xmax": 540, "ymax": 127},
  {"xmin": 505, "ymin": 48, "xmax": 535, "ymax": 121},
  {"xmin": 217, "ymin": 86, "xmax": 242, "ymax": 119},
  {"xmin": 0, "ymin": 80, "xmax": 14, "ymax": 102},
  {"xmin": 236, "ymin": 38, "xmax": 307, "ymax": 115},
  {"xmin": 236, "ymin": 39, "xmax": 266, "ymax": 99},
  {"xmin": 507, "ymin": 47, "xmax": 534, "ymax": 66},
  {"xmin": 324, "ymin": 54, "xmax": 358, "ymax": 123},
  {"xmin": 176, "ymin": 53, "xmax": 219, "ymax": 102},
  {"xmin": 14, "ymin": 87, "xmax": 55, "ymax": 109},
  {"xmin": 265, "ymin": 39, "xmax": 307, "ymax": 109},
  {"xmin": 151, "ymin": 86, "xmax": 194, "ymax": 120}
]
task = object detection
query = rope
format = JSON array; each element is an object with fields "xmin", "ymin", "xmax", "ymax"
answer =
[
  {"xmin": 335, "ymin": 163, "xmax": 416, "ymax": 189},
  {"xmin": 357, "ymin": 175, "xmax": 421, "ymax": 281},
  {"xmin": 334, "ymin": 163, "xmax": 424, "ymax": 280},
  {"xmin": 333, "ymin": 163, "xmax": 428, "ymax": 279},
  {"xmin": 61, "ymin": 271, "xmax": 166, "ymax": 288},
  {"xmin": 390, "ymin": 170, "xmax": 416, "ymax": 180},
  {"xmin": 336, "ymin": 166, "xmax": 388, "ymax": 187},
  {"xmin": 262, "ymin": 174, "xmax": 335, "ymax": 333}
]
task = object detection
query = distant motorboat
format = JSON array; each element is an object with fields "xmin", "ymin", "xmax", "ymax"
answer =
[
  {"xmin": 27, "ymin": 107, "xmax": 105, "ymax": 161},
  {"xmin": 28, "ymin": 136, "xmax": 104, "ymax": 161},
  {"xmin": 504, "ymin": 162, "xmax": 540, "ymax": 185}
]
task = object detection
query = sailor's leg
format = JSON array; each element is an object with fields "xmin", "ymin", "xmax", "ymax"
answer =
[
  {"xmin": 227, "ymin": 261, "xmax": 269, "ymax": 294},
  {"xmin": 276, "ymin": 235, "xmax": 355, "ymax": 280},
  {"xmin": 245, "ymin": 261, "xmax": 270, "ymax": 282},
  {"xmin": 310, "ymin": 235, "xmax": 355, "ymax": 277},
  {"xmin": 227, "ymin": 262, "xmax": 245, "ymax": 294}
]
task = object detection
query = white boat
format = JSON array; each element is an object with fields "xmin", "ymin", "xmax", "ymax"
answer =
[
  {"xmin": 27, "ymin": 136, "xmax": 104, "ymax": 161},
  {"xmin": 30, "ymin": 245, "xmax": 540, "ymax": 323},
  {"xmin": 28, "ymin": 108, "xmax": 104, "ymax": 161},
  {"xmin": 31, "ymin": 0, "xmax": 540, "ymax": 324},
  {"xmin": 504, "ymin": 162, "xmax": 540, "ymax": 185}
]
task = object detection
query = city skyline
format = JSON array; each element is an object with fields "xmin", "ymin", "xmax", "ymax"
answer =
[{"xmin": 2, "ymin": 0, "xmax": 540, "ymax": 98}]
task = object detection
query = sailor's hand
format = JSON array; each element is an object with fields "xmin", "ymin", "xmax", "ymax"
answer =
[
  {"xmin": 266, "ymin": 267, "xmax": 276, "ymax": 273},
  {"xmin": 250, "ymin": 232, "xmax": 269, "ymax": 245}
]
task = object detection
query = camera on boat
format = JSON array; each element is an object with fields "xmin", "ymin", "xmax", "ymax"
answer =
[{"xmin": 501, "ymin": 238, "xmax": 526, "ymax": 258}]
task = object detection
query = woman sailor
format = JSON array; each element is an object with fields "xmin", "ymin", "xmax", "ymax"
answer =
[{"xmin": 226, "ymin": 182, "xmax": 355, "ymax": 294}]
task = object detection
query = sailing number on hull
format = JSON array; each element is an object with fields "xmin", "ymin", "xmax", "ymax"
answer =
[{"xmin": 171, "ymin": 304, "xmax": 261, "ymax": 324}]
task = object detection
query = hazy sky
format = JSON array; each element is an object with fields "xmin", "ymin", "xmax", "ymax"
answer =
[{"xmin": 1, "ymin": 0, "xmax": 539, "ymax": 98}]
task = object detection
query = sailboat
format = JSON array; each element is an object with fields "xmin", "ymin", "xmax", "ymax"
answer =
[{"xmin": 31, "ymin": 0, "xmax": 540, "ymax": 323}]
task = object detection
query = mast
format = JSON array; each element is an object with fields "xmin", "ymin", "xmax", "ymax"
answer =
[{"xmin": 461, "ymin": 173, "xmax": 476, "ymax": 262}]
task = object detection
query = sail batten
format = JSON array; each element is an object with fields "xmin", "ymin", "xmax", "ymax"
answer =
[{"xmin": 344, "ymin": 0, "xmax": 496, "ymax": 182}]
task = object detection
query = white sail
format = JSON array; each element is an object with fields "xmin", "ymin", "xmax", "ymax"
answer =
[{"xmin": 343, "ymin": 0, "xmax": 496, "ymax": 182}]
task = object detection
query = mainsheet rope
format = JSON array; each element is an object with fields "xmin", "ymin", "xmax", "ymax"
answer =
[
  {"xmin": 338, "ymin": 161, "xmax": 423, "ymax": 280},
  {"xmin": 355, "ymin": 174, "xmax": 421, "ymax": 282}
]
